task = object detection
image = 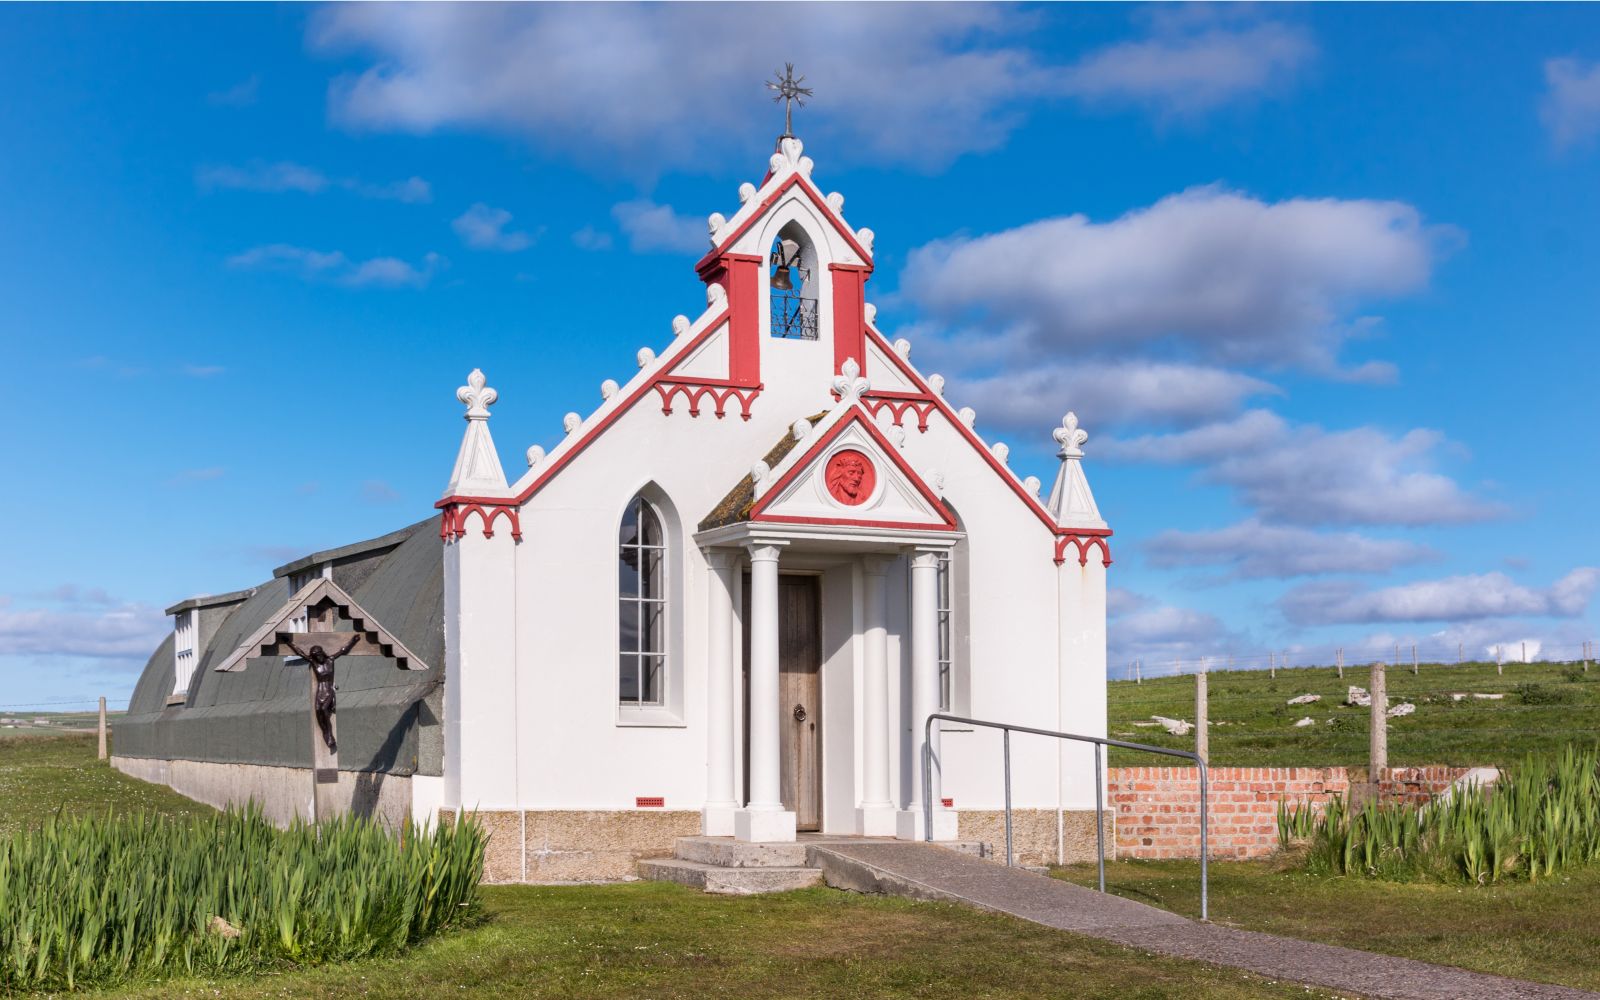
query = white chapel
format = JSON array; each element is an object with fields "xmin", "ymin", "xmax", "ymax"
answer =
[{"xmin": 117, "ymin": 128, "xmax": 1112, "ymax": 880}]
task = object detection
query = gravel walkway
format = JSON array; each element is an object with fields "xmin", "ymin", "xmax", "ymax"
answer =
[{"xmin": 810, "ymin": 842, "xmax": 1598, "ymax": 1000}]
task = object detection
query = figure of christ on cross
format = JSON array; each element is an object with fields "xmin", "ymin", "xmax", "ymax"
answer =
[{"xmin": 284, "ymin": 634, "xmax": 359, "ymax": 753}]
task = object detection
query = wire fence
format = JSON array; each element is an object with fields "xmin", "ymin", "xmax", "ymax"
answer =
[{"xmin": 1121, "ymin": 639, "xmax": 1598, "ymax": 682}]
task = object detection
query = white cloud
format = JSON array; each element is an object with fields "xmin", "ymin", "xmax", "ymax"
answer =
[
  {"xmin": 1107, "ymin": 590, "xmax": 1245, "ymax": 667},
  {"xmin": 311, "ymin": 3, "xmax": 1054, "ymax": 170},
  {"xmin": 226, "ymin": 244, "xmax": 441, "ymax": 288},
  {"xmin": 197, "ymin": 162, "xmax": 432, "ymax": 203},
  {"xmin": 1541, "ymin": 58, "xmax": 1600, "ymax": 149},
  {"xmin": 1103, "ymin": 410, "xmax": 1499, "ymax": 527},
  {"xmin": 453, "ymin": 203, "xmax": 534, "ymax": 251},
  {"xmin": 1279, "ymin": 568, "xmax": 1600, "ymax": 626},
  {"xmin": 571, "ymin": 226, "xmax": 614, "ymax": 251},
  {"xmin": 948, "ymin": 360, "xmax": 1276, "ymax": 431},
  {"xmin": 198, "ymin": 161, "xmax": 329, "ymax": 194},
  {"xmin": 0, "ymin": 595, "xmax": 166, "ymax": 660},
  {"xmin": 901, "ymin": 186, "xmax": 1442, "ymax": 370},
  {"xmin": 613, "ymin": 199, "xmax": 705, "ymax": 254},
  {"xmin": 1063, "ymin": 22, "xmax": 1313, "ymax": 117},
  {"xmin": 1146, "ymin": 519, "xmax": 1435, "ymax": 579}
]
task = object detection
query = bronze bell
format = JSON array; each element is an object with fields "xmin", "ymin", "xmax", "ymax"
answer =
[{"xmin": 771, "ymin": 265, "xmax": 793, "ymax": 291}]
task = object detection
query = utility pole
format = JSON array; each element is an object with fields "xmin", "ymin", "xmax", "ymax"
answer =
[
  {"xmin": 1336, "ymin": 647, "xmax": 1344, "ymax": 679},
  {"xmin": 1195, "ymin": 668, "xmax": 1209, "ymax": 765},
  {"xmin": 1269, "ymin": 650, "xmax": 1276, "ymax": 679},
  {"xmin": 1412, "ymin": 643, "xmax": 1418, "ymax": 676},
  {"xmin": 1370, "ymin": 661, "xmax": 1387, "ymax": 784},
  {"xmin": 1457, "ymin": 642, "xmax": 1463, "ymax": 665},
  {"xmin": 1496, "ymin": 645, "xmax": 1503, "ymax": 676},
  {"xmin": 97, "ymin": 696, "xmax": 107, "ymax": 760},
  {"xmin": 1521, "ymin": 641, "xmax": 1527, "ymax": 665}
]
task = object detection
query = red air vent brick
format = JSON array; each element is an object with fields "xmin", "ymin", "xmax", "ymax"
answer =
[
  {"xmin": 941, "ymin": 798, "xmax": 954, "ymax": 808},
  {"xmin": 636, "ymin": 796, "xmax": 665, "ymax": 808}
]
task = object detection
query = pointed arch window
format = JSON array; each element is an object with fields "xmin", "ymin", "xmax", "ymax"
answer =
[
  {"xmin": 618, "ymin": 495, "xmax": 667, "ymax": 706},
  {"xmin": 769, "ymin": 222, "xmax": 818, "ymax": 340}
]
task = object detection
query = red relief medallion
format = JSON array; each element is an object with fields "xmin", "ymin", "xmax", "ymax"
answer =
[{"xmin": 824, "ymin": 449, "xmax": 876, "ymax": 506}]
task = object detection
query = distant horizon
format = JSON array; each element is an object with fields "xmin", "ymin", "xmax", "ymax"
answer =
[{"xmin": 2, "ymin": 4, "xmax": 1596, "ymax": 707}]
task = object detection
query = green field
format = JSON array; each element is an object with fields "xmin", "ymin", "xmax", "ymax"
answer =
[
  {"xmin": 1106, "ymin": 659, "xmax": 1598, "ymax": 768},
  {"xmin": 1054, "ymin": 858, "xmax": 1600, "ymax": 993},
  {"xmin": 0, "ymin": 734, "xmax": 211, "ymax": 838}
]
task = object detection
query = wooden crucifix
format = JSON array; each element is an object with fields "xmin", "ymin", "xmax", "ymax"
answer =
[{"xmin": 215, "ymin": 579, "xmax": 430, "ymax": 823}]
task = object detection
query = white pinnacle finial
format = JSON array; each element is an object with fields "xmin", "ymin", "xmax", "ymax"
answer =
[
  {"xmin": 1047, "ymin": 411, "xmax": 1106, "ymax": 529},
  {"xmin": 445, "ymin": 369, "xmax": 508, "ymax": 496},
  {"xmin": 831, "ymin": 356, "xmax": 870, "ymax": 404},
  {"xmin": 1054, "ymin": 412, "xmax": 1088, "ymax": 459},
  {"xmin": 458, "ymin": 369, "xmax": 497, "ymax": 420}
]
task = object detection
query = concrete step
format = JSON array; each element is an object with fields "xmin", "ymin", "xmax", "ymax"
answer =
[
  {"xmin": 638, "ymin": 858, "xmax": 822, "ymax": 895},
  {"xmin": 674, "ymin": 836, "xmax": 812, "ymax": 868}
]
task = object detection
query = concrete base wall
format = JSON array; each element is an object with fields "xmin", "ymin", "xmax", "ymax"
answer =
[
  {"xmin": 440, "ymin": 808, "xmax": 703, "ymax": 883},
  {"xmin": 957, "ymin": 809, "xmax": 1111, "ymax": 867},
  {"xmin": 111, "ymin": 755, "xmax": 413, "ymax": 829}
]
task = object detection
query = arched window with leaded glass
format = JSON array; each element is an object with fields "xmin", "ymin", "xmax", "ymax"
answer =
[{"xmin": 618, "ymin": 493, "xmax": 668, "ymax": 707}]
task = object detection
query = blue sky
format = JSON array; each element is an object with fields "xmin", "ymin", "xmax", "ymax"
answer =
[{"xmin": 2, "ymin": 3, "xmax": 1598, "ymax": 709}]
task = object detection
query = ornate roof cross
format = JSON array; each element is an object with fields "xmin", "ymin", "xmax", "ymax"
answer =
[{"xmin": 766, "ymin": 63, "xmax": 813, "ymax": 137}]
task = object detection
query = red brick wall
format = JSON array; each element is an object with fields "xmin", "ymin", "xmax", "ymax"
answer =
[{"xmin": 1107, "ymin": 765, "xmax": 1471, "ymax": 860}]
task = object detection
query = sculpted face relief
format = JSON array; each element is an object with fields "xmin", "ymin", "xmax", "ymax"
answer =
[{"xmin": 824, "ymin": 450, "xmax": 874, "ymax": 505}]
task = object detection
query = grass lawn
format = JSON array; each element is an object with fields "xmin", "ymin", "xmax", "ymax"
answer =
[
  {"xmin": 3, "ymin": 736, "xmax": 1327, "ymax": 999},
  {"xmin": 1107, "ymin": 659, "xmax": 1599, "ymax": 768},
  {"xmin": 1054, "ymin": 857, "xmax": 1600, "ymax": 993},
  {"xmin": 0, "ymin": 734, "xmax": 213, "ymax": 837},
  {"xmin": 95, "ymin": 883, "xmax": 1327, "ymax": 1000}
]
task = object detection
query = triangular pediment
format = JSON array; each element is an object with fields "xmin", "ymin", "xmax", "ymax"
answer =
[
  {"xmin": 666, "ymin": 319, "xmax": 730, "ymax": 380},
  {"xmin": 864, "ymin": 336, "xmax": 918, "ymax": 393},
  {"xmin": 213, "ymin": 578, "xmax": 431, "ymax": 673},
  {"xmin": 750, "ymin": 409, "xmax": 956, "ymax": 531}
]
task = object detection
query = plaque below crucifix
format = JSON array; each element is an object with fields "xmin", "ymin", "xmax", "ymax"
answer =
[{"xmin": 214, "ymin": 578, "xmax": 431, "ymax": 819}]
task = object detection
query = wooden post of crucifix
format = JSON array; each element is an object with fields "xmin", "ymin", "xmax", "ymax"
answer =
[{"xmin": 214, "ymin": 579, "xmax": 431, "ymax": 824}]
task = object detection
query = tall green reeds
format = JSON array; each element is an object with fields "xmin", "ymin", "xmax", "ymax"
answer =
[
  {"xmin": 1280, "ymin": 744, "xmax": 1600, "ymax": 884},
  {"xmin": 0, "ymin": 806, "xmax": 484, "ymax": 991}
]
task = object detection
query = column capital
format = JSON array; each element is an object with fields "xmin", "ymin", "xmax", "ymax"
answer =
[
  {"xmin": 703, "ymin": 547, "xmax": 737, "ymax": 571},
  {"xmin": 744, "ymin": 540, "xmax": 788, "ymax": 563},
  {"xmin": 908, "ymin": 549, "xmax": 944, "ymax": 570}
]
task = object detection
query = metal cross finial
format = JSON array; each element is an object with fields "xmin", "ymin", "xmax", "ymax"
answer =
[{"xmin": 766, "ymin": 63, "xmax": 813, "ymax": 137}]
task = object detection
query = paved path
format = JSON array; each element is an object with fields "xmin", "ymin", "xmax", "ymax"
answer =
[{"xmin": 809, "ymin": 842, "xmax": 1598, "ymax": 1000}]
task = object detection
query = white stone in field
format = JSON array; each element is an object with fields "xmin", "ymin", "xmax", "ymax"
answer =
[
  {"xmin": 1151, "ymin": 715, "xmax": 1193, "ymax": 737},
  {"xmin": 1287, "ymin": 693, "xmax": 1321, "ymax": 705},
  {"xmin": 1345, "ymin": 686, "xmax": 1372, "ymax": 707},
  {"xmin": 1387, "ymin": 702, "xmax": 1416, "ymax": 718},
  {"xmin": 1293, "ymin": 717, "xmax": 1316, "ymax": 728}
]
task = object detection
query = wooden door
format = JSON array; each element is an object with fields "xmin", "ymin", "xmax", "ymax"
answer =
[{"xmin": 777, "ymin": 575, "xmax": 823, "ymax": 830}]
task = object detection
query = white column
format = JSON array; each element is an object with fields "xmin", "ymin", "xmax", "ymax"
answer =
[
  {"xmin": 899, "ymin": 548, "xmax": 958, "ymax": 841},
  {"xmin": 735, "ymin": 540, "xmax": 796, "ymax": 842},
  {"xmin": 857, "ymin": 556, "xmax": 896, "ymax": 836},
  {"xmin": 702, "ymin": 549, "xmax": 738, "ymax": 836}
]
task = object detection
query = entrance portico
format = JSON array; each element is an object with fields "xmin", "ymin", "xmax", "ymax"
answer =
[{"xmin": 696, "ymin": 523, "xmax": 960, "ymax": 844}]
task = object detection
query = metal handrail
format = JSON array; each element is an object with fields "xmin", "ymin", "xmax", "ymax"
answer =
[{"xmin": 922, "ymin": 712, "xmax": 1210, "ymax": 922}]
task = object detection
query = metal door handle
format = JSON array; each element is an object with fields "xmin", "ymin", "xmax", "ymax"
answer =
[{"xmin": 793, "ymin": 704, "xmax": 807, "ymax": 722}]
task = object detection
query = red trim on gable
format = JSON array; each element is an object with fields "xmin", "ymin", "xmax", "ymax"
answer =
[
  {"xmin": 695, "ymin": 173, "xmax": 874, "ymax": 271},
  {"xmin": 440, "ymin": 309, "xmax": 736, "ymax": 511},
  {"xmin": 1054, "ymin": 531, "xmax": 1113, "ymax": 568},
  {"xmin": 654, "ymin": 380, "xmax": 761, "ymax": 420},
  {"xmin": 748, "ymin": 407, "xmax": 958, "ymax": 530},
  {"xmin": 863, "ymin": 396, "xmax": 938, "ymax": 433},
  {"xmin": 440, "ymin": 502, "xmax": 523, "ymax": 542}
]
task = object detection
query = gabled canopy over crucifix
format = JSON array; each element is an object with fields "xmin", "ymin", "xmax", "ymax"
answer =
[{"xmin": 216, "ymin": 578, "xmax": 430, "ymax": 759}]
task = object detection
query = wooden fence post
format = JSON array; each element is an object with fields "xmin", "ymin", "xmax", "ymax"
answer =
[
  {"xmin": 1336, "ymin": 647, "xmax": 1343, "ymax": 679},
  {"xmin": 1496, "ymin": 645, "xmax": 1503, "ymax": 676},
  {"xmin": 1411, "ymin": 643, "xmax": 1418, "ymax": 675},
  {"xmin": 1370, "ymin": 661, "xmax": 1387, "ymax": 785},
  {"xmin": 97, "ymin": 696, "xmax": 107, "ymax": 760},
  {"xmin": 1196, "ymin": 669, "xmax": 1209, "ymax": 765}
]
